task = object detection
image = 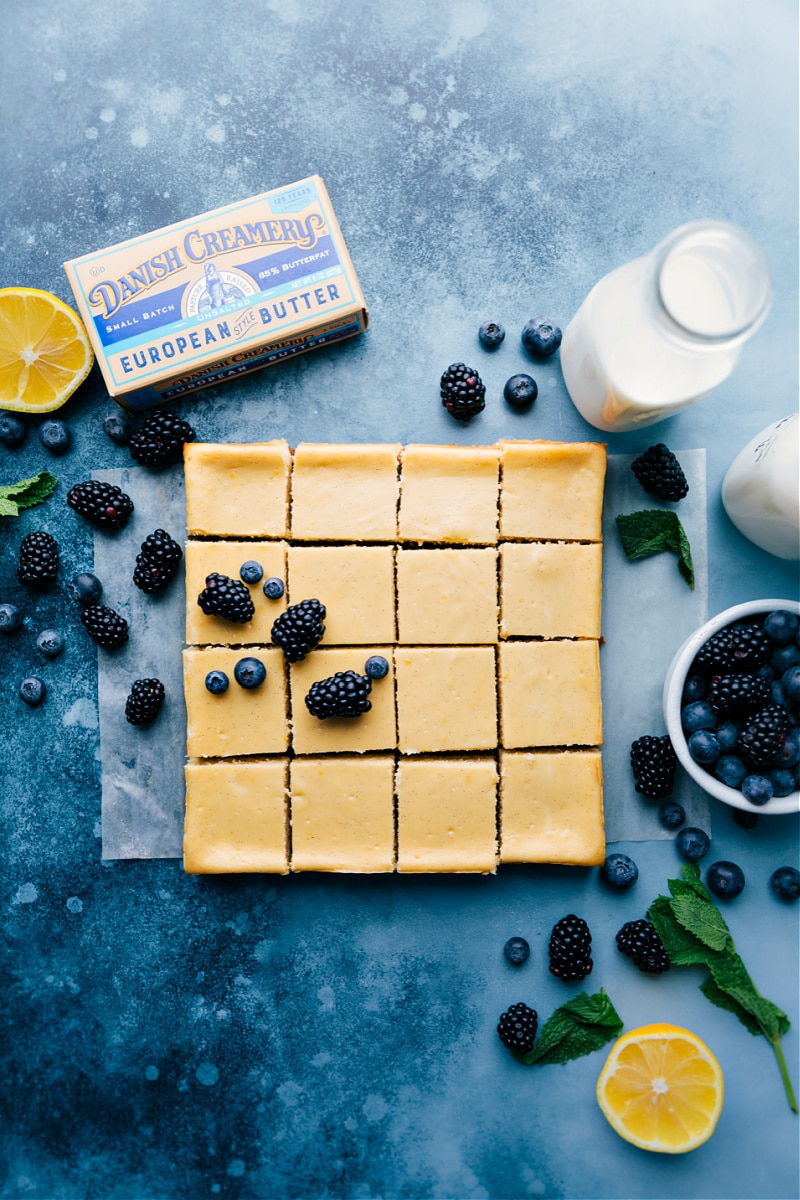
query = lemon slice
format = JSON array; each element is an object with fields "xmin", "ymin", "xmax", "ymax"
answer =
[
  {"xmin": 596, "ymin": 1023, "xmax": 724, "ymax": 1154},
  {"xmin": 0, "ymin": 287, "xmax": 93, "ymax": 413}
]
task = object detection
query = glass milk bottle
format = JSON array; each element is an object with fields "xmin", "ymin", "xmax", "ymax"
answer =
[
  {"xmin": 722, "ymin": 413, "xmax": 800, "ymax": 560},
  {"xmin": 560, "ymin": 221, "xmax": 772, "ymax": 432}
]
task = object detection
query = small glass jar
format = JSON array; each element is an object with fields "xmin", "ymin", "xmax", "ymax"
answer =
[{"xmin": 560, "ymin": 220, "xmax": 772, "ymax": 432}]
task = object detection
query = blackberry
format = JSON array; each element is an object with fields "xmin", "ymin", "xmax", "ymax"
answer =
[
  {"xmin": 548, "ymin": 914, "xmax": 593, "ymax": 982},
  {"xmin": 440, "ymin": 362, "xmax": 486, "ymax": 422},
  {"xmin": 615, "ymin": 920, "xmax": 670, "ymax": 975},
  {"xmin": 197, "ymin": 573, "xmax": 255, "ymax": 624},
  {"xmin": 630, "ymin": 734, "xmax": 677, "ymax": 799},
  {"xmin": 305, "ymin": 670, "xmax": 372, "ymax": 719},
  {"xmin": 125, "ymin": 678, "xmax": 165, "ymax": 725},
  {"xmin": 129, "ymin": 411, "xmax": 195, "ymax": 466},
  {"xmin": 133, "ymin": 529, "xmax": 183, "ymax": 594},
  {"xmin": 80, "ymin": 604, "xmax": 129, "ymax": 649},
  {"xmin": 707, "ymin": 673, "xmax": 771, "ymax": 717},
  {"xmin": 67, "ymin": 480, "xmax": 134, "ymax": 532},
  {"xmin": 737, "ymin": 705, "xmax": 791, "ymax": 768},
  {"xmin": 271, "ymin": 598, "xmax": 326, "ymax": 662},
  {"xmin": 694, "ymin": 623, "xmax": 771, "ymax": 673},
  {"xmin": 631, "ymin": 444, "xmax": 689, "ymax": 502},
  {"xmin": 497, "ymin": 1002, "xmax": 538, "ymax": 1055},
  {"xmin": 17, "ymin": 531, "xmax": 59, "ymax": 589}
]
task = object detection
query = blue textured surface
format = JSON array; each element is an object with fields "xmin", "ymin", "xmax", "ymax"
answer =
[{"xmin": 1, "ymin": 2, "xmax": 798, "ymax": 1197}]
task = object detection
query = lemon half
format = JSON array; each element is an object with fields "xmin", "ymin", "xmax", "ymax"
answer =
[{"xmin": 0, "ymin": 286, "xmax": 93, "ymax": 412}]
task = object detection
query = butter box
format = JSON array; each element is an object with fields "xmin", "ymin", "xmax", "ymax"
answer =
[{"xmin": 63, "ymin": 176, "xmax": 368, "ymax": 410}]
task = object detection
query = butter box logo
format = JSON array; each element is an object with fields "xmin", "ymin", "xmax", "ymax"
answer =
[{"xmin": 184, "ymin": 265, "xmax": 257, "ymax": 316}]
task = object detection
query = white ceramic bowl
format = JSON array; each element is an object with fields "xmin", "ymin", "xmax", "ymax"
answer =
[{"xmin": 663, "ymin": 599, "xmax": 800, "ymax": 815}]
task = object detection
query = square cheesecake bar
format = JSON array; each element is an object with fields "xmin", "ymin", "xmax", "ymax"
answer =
[
  {"xmin": 290, "ymin": 756, "xmax": 395, "ymax": 872},
  {"xmin": 184, "ymin": 758, "xmax": 289, "ymax": 874},
  {"xmin": 499, "ymin": 440, "xmax": 606, "ymax": 541},
  {"xmin": 290, "ymin": 443, "xmax": 400, "ymax": 541},
  {"xmin": 396, "ymin": 756, "xmax": 498, "ymax": 873},
  {"xmin": 185, "ymin": 441, "xmax": 291, "ymax": 537},
  {"xmin": 398, "ymin": 444, "xmax": 500, "ymax": 544}
]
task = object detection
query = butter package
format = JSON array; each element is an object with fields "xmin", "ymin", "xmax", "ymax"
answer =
[{"xmin": 63, "ymin": 176, "xmax": 368, "ymax": 410}]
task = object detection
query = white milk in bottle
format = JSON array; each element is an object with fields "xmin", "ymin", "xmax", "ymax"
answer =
[
  {"xmin": 722, "ymin": 414, "xmax": 800, "ymax": 560},
  {"xmin": 560, "ymin": 221, "xmax": 772, "ymax": 432}
]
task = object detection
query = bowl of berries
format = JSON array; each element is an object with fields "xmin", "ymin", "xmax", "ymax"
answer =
[{"xmin": 663, "ymin": 600, "xmax": 800, "ymax": 815}]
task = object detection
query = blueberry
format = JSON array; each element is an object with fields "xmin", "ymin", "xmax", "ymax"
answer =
[
  {"xmin": 764, "ymin": 610, "xmax": 799, "ymax": 645},
  {"xmin": 262, "ymin": 577, "xmax": 285, "ymax": 600},
  {"xmin": 770, "ymin": 866, "xmax": 800, "ymax": 902},
  {"xmin": 714, "ymin": 755, "xmax": 747, "ymax": 789},
  {"xmin": 0, "ymin": 413, "xmax": 26, "ymax": 447},
  {"xmin": 757, "ymin": 662, "xmax": 775, "ymax": 682},
  {"xmin": 706, "ymin": 861, "xmax": 745, "ymax": 900},
  {"xmin": 682, "ymin": 674, "xmax": 706, "ymax": 704},
  {"xmin": 676, "ymin": 826, "xmax": 711, "ymax": 861},
  {"xmin": 688, "ymin": 729, "xmax": 720, "ymax": 765},
  {"xmin": 204, "ymin": 670, "xmax": 229, "ymax": 695},
  {"xmin": 38, "ymin": 419, "xmax": 71, "ymax": 455},
  {"xmin": 20, "ymin": 676, "xmax": 46, "ymax": 706},
  {"xmin": 503, "ymin": 936, "xmax": 530, "ymax": 966},
  {"xmin": 681, "ymin": 701, "xmax": 716, "ymax": 734},
  {"xmin": 658, "ymin": 801, "xmax": 685, "ymax": 830},
  {"xmin": 715, "ymin": 721, "xmax": 739, "ymax": 752},
  {"xmin": 782, "ymin": 666, "xmax": 800, "ymax": 703},
  {"xmin": 521, "ymin": 317, "xmax": 562, "ymax": 358},
  {"xmin": 365, "ymin": 655, "xmax": 389, "ymax": 680},
  {"xmin": 478, "ymin": 321, "xmax": 505, "ymax": 350},
  {"xmin": 601, "ymin": 852, "xmax": 638, "ymax": 889},
  {"xmin": 0, "ymin": 603, "xmax": 23, "ymax": 634},
  {"xmin": 503, "ymin": 374, "xmax": 538, "ymax": 409},
  {"xmin": 733, "ymin": 808, "xmax": 759, "ymax": 829},
  {"xmin": 741, "ymin": 774, "xmax": 774, "ymax": 807},
  {"xmin": 776, "ymin": 733, "xmax": 800, "ymax": 769},
  {"xmin": 239, "ymin": 560, "xmax": 264, "ymax": 585},
  {"xmin": 768, "ymin": 769, "xmax": 796, "ymax": 798},
  {"xmin": 102, "ymin": 409, "xmax": 135, "ymax": 445},
  {"xmin": 69, "ymin": 572, "xmax": 103, "ymax": 606},
  {"xmin": 36, "ymin": 629, "xmax": 65, "ymax": 659},
  {"xmin": 234, "ymin": 656, "xmax": 266, "ymax": 689},
  {"xmin": 771, "ymin": 681, "xmax": 789, "ymax": 708},
  {"xmin": 771, "ymin": 645, "xmax": 800, "ymax": 674}
]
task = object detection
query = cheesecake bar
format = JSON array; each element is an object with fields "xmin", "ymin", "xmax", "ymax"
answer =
[
  {"xmin": 185, "ymin": 441, "xmax": 291, "ymax": 538},
  {"xmin": 499, "ymin": 639, "xmax": 602, "ymax": 748},
  {"xmin": 184, "ymin": 758, "xmax": 289, "ymax": 874},
  {"xmin": 290, "ymin": 755, "xmax": 395, "ymax": 872},
  {"xmin": 500, "ymin": 749, "xmax": 604, "ymax": 865},
  {"xmin": 184, "ymin": 646, "xmax": 288, "ymax": 757},
  {"xmin": 499, "ymin": 440, "xmax": 606, "ymax": 541},
  {"xmin": 398, "ymin": 444, "xmax": 500, "ymax": 544},
  {"xmin": 500, "ymin": 541, "xmax": 602, "ymax": 639},
  {"xmin": 290, "ymin": 443, "xmax": 400, "ymax": 541},
  {"xmin": 395, "ymin": 646, "xmax": 497, "ymax": 753},
  {"xmin": 288, "ymin": 544, "xmax": 395, "ymax": 645},
  {"xmin": 396, "ymin": 547, "xmax": 498, "ymax": 644},
  {"xmin": 185, "ymin": 540, "xmax": 287, "ymax": 646},
  {"xmin": 396, "ymin": 756, "xmax": 498, "ymax": 873}
]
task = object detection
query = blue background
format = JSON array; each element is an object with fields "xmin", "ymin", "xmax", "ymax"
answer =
[{"xmin": 1, "ymin": 2, "xmax": 798, "ymax": 1197}]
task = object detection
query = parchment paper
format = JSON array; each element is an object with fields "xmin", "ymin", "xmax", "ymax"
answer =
[{"xmin": 95, "ymin": 450, "xmax": 708, "ymax": 859}]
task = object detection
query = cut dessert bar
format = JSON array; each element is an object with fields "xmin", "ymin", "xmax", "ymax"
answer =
[
  {"xmin": 290, "ymin": 443, "xmax": 400, "ymax": 541},
  {"xmin": 185, "ymin": 540, "xmax": 287, "ymax": 646},
  {"xmin": 290, "ymin": 755, "xmax": 395, "ymax": 872},
  {"xmin": 499, "ymin": 750, "xmax": 604, "ymax": 865},
  {"xmin": 395, "ymin": 646, "xmax": 497, "ymax": 753},
  {"xmin": 500, "ymin": 541, "xmax": 602, "ymax": 638},
  {"xmin": 398, "ymin": 444, "xmax": 500, "ymax": 544},
  {"xmin": 287, "ymin": 544, "xmax": 395, "ymax": 645},
  {"xmin": 396, "ymin": 547, "xmax": 498, "ymax": 644},
  {"xmin": 289, "ymin": 647, "xmax": 396, "ymax": 754},
  {"xmin": 184, "ymin": 441, "xmax": 291, "ymax": 538},
  {"xmin": 499, "ymin": 440, "xmax": 606, "ymax": 541},
  {"xmin": 396, "ymin": 756, "xmax": 498, "ymax": 873},
  {"xmin": 499, "ymin": 639, "xmax": 602, "ymax": 748},
  {"xmin": 184, "ymin": 646, "xmax": 288, "ymax": 757},
  {"xmin": 184, "ymin": 758, "xmax": 289, "ymax": 874}
]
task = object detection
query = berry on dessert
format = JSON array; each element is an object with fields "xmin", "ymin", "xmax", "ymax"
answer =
[
  {"xmin": 67, "ymin": 480, "xmax": 134, "ymax": 531},
  {"xmin": 38, "ymin": 419, "xmax": 72, "ymax": 455},
  {"xmin": 80, "ymin": 604, "xmax": 129, "ymax": 649},
  {"xmin": 737, "ymin": 705, "xmax": 791, "ymax": 767},
  {"xmin": 601, "ymin": 853, "xmax": 639, "ymax": 889},
  {"xmin": 694, "ymin": 622, "xmax": 771, "ymax": 673},
  {"xmin": 548, "ymin": 914, "xmax": 593, "ymax": 982},
  {"xmin": 497, "ymin": 1002, "xmax": 538, "ymax": 1055},
  {"xmin": 503, "ymin": 937, "xmax": 530, "ymax": 966},
  {"xmin": 658, "ymin": 801, "xmax": 686, "ymax": 829},
  {"xmin": 707, "ymin": 673, "xmax": 771, "ymax": 717},
  {"xmin": 234, "ymin": 657, "xmax": 267, "ymax": 689},
  {"xmin": 239, "ymin": 560, "xmax": 263, "ymax": 585},
  {"xmin": 128, "ymin": 411, "xmax": 196, "ymax": 466},
  {"xmin": 263, "ymin": 577, "xmax": 285, "ymax": 600},
  {"xmin": 0, "ymin": 414, "xmax": 26, "ymax": 447},
  {"xmin": 630, "ymin": 444, "xmax": 689, "ymax": 502},
  {"xmin": 770, "ymin": 866, "xmax": 800, "ymax": 902},
  {"xmin": 133, "ymin": 529, "xmax": 183, "ymax": 594},
  {"xmin": 676, "ymin": 827, "xmax": 711, "ymax": 861},
  {"xmin": 17, "ymin": 531, "xmax": 59, "ymax": 589},
  {"xmin": 364, "ymin": 655, "xmax": 389, "ymax": 680},
  {"xmin": 68, "ymin": 572, "xmax": 103, "ymax": 606},
  {"xmin": 305, "ymin": 670, "xmax": 372, "ymax": 719},
  {"xmin": 503, "ymin": 374, "xmax": 538, "ymax": 409},
  {"xmin": 521, "ymin": 317, "xmax": 562, "ymax": 358},
  {"xmin": 0, "ymin": 603, "xmax": 23, "ymax": 633},
  {"xmin": 36, "ymin": 629, "xmax": 65, "ymax": 659},
  {"xmin": 478, "ymin": 321, "xmax": 505, "ymax": 350},
  {"xmin": 630, "ymin": 734, "xmax": 677, "ymax": 799},
  {"xmin": 615, "ymin": 919, "xmax": 670, "ymax": 974},
  {"xmin": 271, "ymin": 598, "xmax": 326, "ymax": 662},
  {"xmin": 440, "ymin": 363, "xmax": 486, "ymax": 422},
  {"xmin": 706, "ymin": 861, "xmax": 745, "ymax": 900},
  {"xmin": 125, "ymin": 678, "xmax": 165, "ymax": 725},
  {"xmin": 197, "ymin": 573, "xmax": 255, "ymax": 624},
  {"xmin": 102, "ymin": 409, "xmax": 135, "ymax": 446},
  {"xmin": 19, "ymin": 676, "xmax": 46, "ymax": 706},
  {"xmin": 204, "ymin": 670, "xmax": 229, "ymax": 695}
]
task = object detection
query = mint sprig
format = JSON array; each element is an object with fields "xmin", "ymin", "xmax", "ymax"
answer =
[
  {"xmin": 616, "ymin": 509, "xmax": 694, "ymax": 588},
  {"xmin": 647, "ymin": 863, "xmax": 797, "ymax": 1112},
  {"xmin": 514, "ymin": 990, "xmax": 623, "ymax": 1067},
  {"xmin": 0, "ymin": 471, "xmax": 58, "ymax": 518}
]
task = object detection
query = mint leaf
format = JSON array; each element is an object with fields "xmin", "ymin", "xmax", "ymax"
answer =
[
  {"xmin": 0, "ymin": 496, "xmax": 20, "ymax": 517},
  {"xmin": 0, "ymin": 471, "xmax": 58, "ymax": 517},
  {"xmin": 670, "ymin": 894, "xmax": 732, "ymax": 952},
  {"xmin": 615, "ymin": 509, "xmax": 694, "ymax": 588},
  {"xmin": 647, "ymin": 895, "xmax": 712, "ymax": 964},
  {"xmin": 700, "ymin": 976, "xmax": 762, "ymax": 1036},
  {"xmin": 522, "ymin": 990, "xmax": 623, "ymax": 1066}
]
